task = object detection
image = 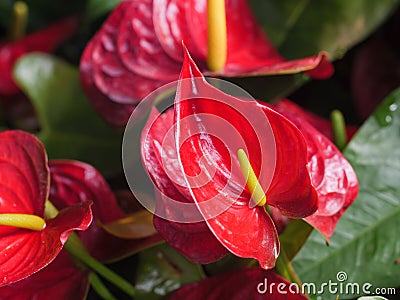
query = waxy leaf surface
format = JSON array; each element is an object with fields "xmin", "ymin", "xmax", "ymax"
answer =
[
  {"xmin": 292, "ymin": 88, "xmax": 400, "ymax": 299},
  {"xmin": 135, "ymin": 243, "xmax": 205, "ymax": 300}
]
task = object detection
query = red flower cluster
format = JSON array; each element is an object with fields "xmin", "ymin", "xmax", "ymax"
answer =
[
  {"xmin": 79, "ymin": 0, "xmax": 333, "ymax": 128},
  {"xmin": 0, "ymin": 131, "xmax": 160, "ymax": 298}
]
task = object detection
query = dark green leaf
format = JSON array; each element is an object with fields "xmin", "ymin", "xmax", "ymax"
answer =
[
  {"xmin": 85, "ymin": 0, "xmax": 121, "ymax": 22},
  {"xmin": 135, "ymin": 244, "xmax": 205, "ymax": 300},
  {"xmin": 203, "ymin": 254, "xmax": 257, "ymax": 276},
  {"xmin": 292, "ymin": 88, "xmax": 400, "ymax": 299},
  {"xmin": 279, "ymin": 219, "xmax": 313, "ymax": 261},
  {"xmin": 13, "ymin": 53, "xmax": 122, "ymax": 176},
  {"xmin": 0, "ymin": 0, "xmax": 83, "ymax": 31},
  {"xmin": 228, "ymin": 73, "xmax": 309, "ymax": 102},
  {"xmin": 0, "ymin": 0, "xmax": 13, "ymax": 29},
  {"xmin": 248, "ymin": 0, "xmax": 400, "ymax": 59}
]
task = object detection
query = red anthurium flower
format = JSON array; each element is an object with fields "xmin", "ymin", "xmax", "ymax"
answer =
[
  {"xmin": 168, "ymin": 267, "xmax": 308, "ymax": 299},
  {"xmin": 0, "ymin": 159, "xmax": 161, "ymax": 299},
  {"xmin": 80, "ymin": 0, "xmax": 334, "ymax": 128},
  {"xmin": 0, "ymin": 17, "xmax": 78, "ymax": 96},
  {"xmin": 141, "ymin": 48, "xmax": 319, "ymax": 269},
  {"xmin": 274, "ymin": 99, "xmax": 359, "ymax": 142},
  {"xmin": 0, "ymin": 130, "xmax": 92, "ymax": 287}
]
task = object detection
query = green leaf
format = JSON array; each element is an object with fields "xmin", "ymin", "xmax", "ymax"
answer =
[
  {"xmin": 13, "ymin": 53, "xmax": 122, "ymax": 176},
  {"xmin": 292, "ymin": 88, "xmax": 400, "ymax": 299},
  {"xmin": 248, "ymin": 0, "xmax": 400, "ymax": 59},
  {"xmin": 85, "ymin": 0, "xmax": 121, "ymax": 22},
  {"xmin": 135, "ymin": 244, "xmax": 205, "ymax": 300},
  {"xmin": 279, "ymin": 219, "xmax": 313, "ymax": 261},
  {"xmin": 228, "ymin": 73, "xmax": 309, "ymax": 102},
  {"xmin": 203, "ymin": 254, "xmax": 257, "ymax": 276}
]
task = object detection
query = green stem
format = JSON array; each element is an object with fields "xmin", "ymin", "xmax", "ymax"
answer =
[
  {"xmin": 330, "ymin": 109, "xmax": 347, "ymax": 151},
  {"xmin": 275, "ymin": 247, "xmax": 302, "ymax": 288},
  {"xmin": 44, "ymin": 200, "xmax": 135, "ymax": 298},
  {"xmin": 65, "ymin": 233, "xmax": 135, "ymax": 297},
  {"xmin": 89, "ymin": 272, "xmax": 117, "ymax": 300}
]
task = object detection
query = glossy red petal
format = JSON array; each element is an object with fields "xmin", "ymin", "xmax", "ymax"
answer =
[
  {"xmin": 172, "ymin": 49, "xmax": 318, "ymax": 268},
  {"xmin": 0, "ymin": 17, "xmax": 78, "ymax": 95},
  {"xmin": 0, "ymin": 130, "xmax": 49, "ymax": 232},
  {"xmin": 153, "ymin": 215, "xmax": 228, "ymax": 264},
  {"xmin": 79, "ymin": 38, "xmax": 135, "ymax": 128},
  {"xmin": 274, "ymin": 106, "xmax": 359, "ymax": 240},
  {"xmin": 0, "ymin": 251, "xmax": 90, "ymax": 300},
  {"xmin": 274, "ymin": 99, "xmax": 358, "ymax": 141},
  {"xmin": 0, "ymin": 201, "xmax": 92, "ymax": 286},
  {"xmin": 257, "ymin": 103, "xmax": 318, "ymax": 218},
  {"xmin": 153, "ymin": 0, "xmax": 205, "ymax": 61},
  {"xmin": 79, "ymin": 1, "xmax": 163, "ymax": 128},
  {"xmin": 168, "ymin": 267, "xmax": 308, "ymax": 300},
  {"xmin": 117, "ymin": 0, "xmax": 181, "ymax": 80},
  {"xmin": 142, "ymin": 108, "xmax": 228, "ymax": 263}
]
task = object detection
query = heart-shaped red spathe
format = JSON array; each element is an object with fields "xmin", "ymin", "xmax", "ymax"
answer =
[
  {"xmin": 141, "ymin": 48, "xmax": 318, "ymax": 269},
  {"xmin": 168, "ymin": 267, "xmax": 308, "ymax": 300},
  {"xmin": 0, "ymin": 130, "xmax": 92, "ymax": 287},
  {"xmin": 80, "ymin": 0, "xmax": 334, "ymax": 128},
  {"xmin": 0, "ymin": 17, "xmax": 78, "ymax": 96}
]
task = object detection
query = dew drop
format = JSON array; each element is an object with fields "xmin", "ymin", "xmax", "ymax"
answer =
[{"xmin": 389, "ymin": 103, "xmax": 398, "ymax": 112}]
